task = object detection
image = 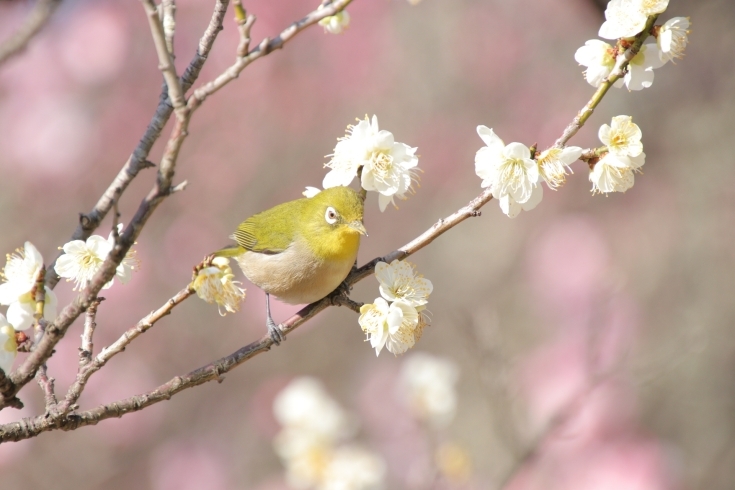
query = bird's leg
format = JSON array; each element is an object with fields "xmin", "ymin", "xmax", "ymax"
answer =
[{"xmin": 265, "ymin": 293, "xmax": 285, "ymax": 345}]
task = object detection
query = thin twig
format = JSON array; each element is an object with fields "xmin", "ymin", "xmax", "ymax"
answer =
[
  {"xmin": 35, "ymin": 364, "xmax": 57, "ymax": 411},
  {"xmin": 161, "ymin": 0, "xmax": 177, "ymax": 56},
  {"xmin": 56, "ymin": 287, "xmax": 194, "ymax": 416},
  {"xmin": 0, "ymin": 0, "xmax": 61, "ymax": 66},
  {"xmin": 79, "ymin": 298, "xmax": 104, "ymax": 367},
  {"xmin": 141, "ymin": 0, "xmax": 186, "ymax": 112}
]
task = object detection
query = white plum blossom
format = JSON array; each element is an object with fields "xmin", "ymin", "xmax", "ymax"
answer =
[
  {"xmin": 599, "ymin": 0, "xmax": 669, "ymax": 40},
  {"xmin": 359, "ymin": 298, "xmax": 419, "ymax": 356},
  {"xmin": 321, "ymin": 445, "xmax": 386, "ymax": 490},
  {"xmin": 0, "ymin": 242, "xmax": 58, "ymax": 331},
  {"xmin": 55, "ymin": 224, "xmax": 138, "ymax": 291},
  {"xmin": 599, "ymin": 115, "xmax": 644, "ymax": 158},
  {"xmin": 656, "ymin": 17, "xmax": 690, "ymax": 63},
  {"xmin": 0, "ymin": 314, "xmax": 17, "ymax": 374},
  {"xmin": 191, "ymin": 257, "xmax": 246, "ymax": 315},
  {"xmin": 590, "ymin": 153, "xmax": 644, "ymax": 193},
  {"xmin": 537, "ymin": 146, "xmax": 584, "ymax": 189},
  {"xmin": 375, "ymin": 260, "xmax": 432, "ymax": 307},
  {"xmin": 624, "ymin": 43, "xmax": 665, "ymax": 90},
  {"xmin": 591, "ymin": 115, "xmax": 645, "ymax": 194},
  {"xmin": 574, "ymin": 40, "xmax": 623, "ymax": 88},
  {"xmin": 324, "ymin": 115, "xmax": 419, "ymax": 212},
  {"xmin": 318, "ymin": 11, "xmax": 350, "ymax": 35},
  {"xmin": 399, "ymin": 352, "xmax": 459, "ymax": 428},
  {"xmin": 474, "ymin": 125, "xmax": 542, "ymax": 218}
]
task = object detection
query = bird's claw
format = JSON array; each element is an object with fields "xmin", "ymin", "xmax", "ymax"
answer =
[{"xmin": 266, "ymin": 318, "xmax": 285, "ymax": 345}]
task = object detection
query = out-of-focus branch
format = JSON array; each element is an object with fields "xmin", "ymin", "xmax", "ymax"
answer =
[
  {"xmin": 35, "ymin": 364, "xmax": 57, "ymax": 411},
  {"xmin": 554, "ymin": 15, "xmax": 659, "ymax": 148},
  {"xmin": 0, "ymin": 0, "xmax": 61, "ymax": 66},
  {"xmin": 0, "ymin": 187, "xmax": 492, "ymax": 442}
]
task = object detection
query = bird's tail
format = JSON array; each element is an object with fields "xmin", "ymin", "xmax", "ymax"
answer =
[{"xmin": 213, "ymin": 245, "xmax": 246, "ymax": 258}]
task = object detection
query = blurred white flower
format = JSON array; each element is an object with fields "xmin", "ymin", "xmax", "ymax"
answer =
[
  {"xmin": 599, "ymin": 0, "xmax": 668, "ymax": 40},
  {"xmin": 325, "ymin": 115, "xmax": 419, "ymax": 212},
  {"xmin": 599, "ymin": 115, "xmax": 644, "ymax": 157},
  {"xmin": 303, "ymin": 186, "xmax": 323, "ymax": 198},
  {"xmin": 574, "ymin": 39, "xmax": 623, "ymax": 88},
  {"xmin": 656, "ymin": 17, "xmax": 690, "ymax": 63},
  {"xmin": 589, "ymin": 152, "xmax": 644, "ymax": 194},
  {"xmin": 273, "ymin": 377, "xmax": 352, "ymax": 440},
  {"xmin": 0, "ymin": 315, "xmax": 18, "ymax": 374},
  {"xmin": 55, "ymin": 224, "xmax": 138, "ymax": 291},
  {"xmin": 474, "ymin": 125, "xmax": 542, "ymax": 218},
  {"xmin": 0, "ymin": 242, "xmax": 57, "ymax": 330},
  {"xmin": 321, "ymin": 445, "xmax": 386, "ymax": 490},
  {"xmin": 359, "ymin": 298, "xmax": 419, "ymax": 356},
  {"xmin": 0, "ymin": 242, "xmax": 44, "ymax": 305},
  {"xmin": 275, "ymin": 429, "xmax": 333, "ymax": 489},
  {"xmin": 192, "ymin": 257, "xmax": 246, "ymax": 315},
  {"xmin": 319, "ymin": 11, "xmax": 350, "ymax": 35},
  {"xmin": 375, "ymin": 260, "xmax": 432, "ymax": 307},
  {"xmin": 5, "ymin": 287, "xmax": 57, "ymax": 331},
  {"xmin": 537, "ymin": 146, "xmax": 584, "ymax": 189},
  {"xmin": 399, "ymin": 352, "xmax": 459, "ymax": 428},
  {"xmin": 623, "ymin": 43, "xmax": 665, "ymax": 90}
]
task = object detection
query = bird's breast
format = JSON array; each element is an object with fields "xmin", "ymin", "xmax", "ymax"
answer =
[{"xmin": 236, "ymin": 237, "xmax": 358, "ymax": 305}]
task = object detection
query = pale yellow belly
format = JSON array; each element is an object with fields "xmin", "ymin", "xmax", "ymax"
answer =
[{"xmin": 235, "ymin": 239, "xmax": 356, "ymax": 305}]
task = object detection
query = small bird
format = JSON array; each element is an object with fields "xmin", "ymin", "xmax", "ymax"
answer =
[{"xmin": 217, "ymin": 186, "xmax": 367, "ymax": 344}]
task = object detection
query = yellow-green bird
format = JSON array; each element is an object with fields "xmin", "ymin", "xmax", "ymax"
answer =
[{"xmin": 217, "ymin": 186, "xmax": 367, "ymax": 344}]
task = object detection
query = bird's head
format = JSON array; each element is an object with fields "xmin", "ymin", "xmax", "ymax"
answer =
[{"xmin": 307, "ymin": 186, "xmax": 367, "ymax": 237}]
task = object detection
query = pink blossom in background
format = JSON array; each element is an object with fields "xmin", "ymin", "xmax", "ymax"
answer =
[
  {"xmin": 59, "ymin": 6, "xmax": 130, "ymax": 86},
  {"xmin": 150, "ymin": 441, "xmax": 234, "ymax": 490}
]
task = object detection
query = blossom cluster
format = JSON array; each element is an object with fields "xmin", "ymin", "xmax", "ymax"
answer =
[
  {"xmin": 191, "ymin": 256, "xmax": 246, "ymax": 315},
  {"xmin": 474, "ymin": 126, "xmax": 583, "ymax": 218},
  {"xmin": 315, "ymin": 115, "xmax": 420, "ymax": 212},
  {"xmin": 358, "ymin": 260, "xmax": 433, "ymax": 356},
  {"xmin": 575, "ymin": 0, "xmax": 689, "ymax": 91},
  {"xmin": 590, "ymin": 115, "xmax": 646, "ymax": 193},
  {"xmin": 0, "ymin": 242, "xmax": 57, "ymax": 373},
  {"xmin": 273, "ymin": 377, "xmax": 386, "ymax": 490}
]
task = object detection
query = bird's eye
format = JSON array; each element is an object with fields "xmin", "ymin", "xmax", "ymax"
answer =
[{"xmin": 325, "ymin": 207, "xmax": 338, "ymax": 224}]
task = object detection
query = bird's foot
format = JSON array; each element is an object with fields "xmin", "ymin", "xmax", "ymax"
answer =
[
  {"xmin": 266, "ymin": 318, "xmax": 285, "ymax": 345},
  {"xmin": 332, "ymin": 278, "xmax": 352, "ymax": 299}
]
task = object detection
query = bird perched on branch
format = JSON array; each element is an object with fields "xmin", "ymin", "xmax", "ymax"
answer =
[{"xmin": 217, "ymin": 186, "xmax": 367, "ymax": 344}]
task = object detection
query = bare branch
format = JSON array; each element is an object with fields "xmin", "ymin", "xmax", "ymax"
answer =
[
  {"xmin": 44, "ymin": 0, "xmax": 229, "ymax": 288},
  {"xmin": 79, "ymin": 297, "xmax": 104, "ymax": 368},
  {"xmin": 161, "ymin": 0, "xmax": 177, "ymax": 56},
  {"xmin": 35, "ymin": 364, "xmax": 57, "ymax": 411},
  {"xmin": 141, "ymin": 0, "xmax": 185, "ymax": 112},
  {"xmin": 0, "ymin": 0, "xmax": 61, "ymax": 66},
  {"xmin": 56, "ymin": 287, "xmax": 194, "ymax": 416}
]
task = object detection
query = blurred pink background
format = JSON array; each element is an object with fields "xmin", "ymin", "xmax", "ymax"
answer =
[{"xmin": 1, "ymin": 0, "xmax": 733, "ymax": 488}]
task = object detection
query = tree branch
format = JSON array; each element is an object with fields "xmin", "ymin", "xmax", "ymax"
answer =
[{"xmin": 0, "ymin": 0, "xmax": 61, "ymax": 66}]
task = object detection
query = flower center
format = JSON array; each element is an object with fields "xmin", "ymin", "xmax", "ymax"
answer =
[
  {"xmin": 370, "ymin": 151, "xmax": 394, "ymax": 179},
  {"xmin": 499, "ymin": 158, "xmax": 527, "ymax": 191}
]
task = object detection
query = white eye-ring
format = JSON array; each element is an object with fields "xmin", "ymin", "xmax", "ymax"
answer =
[{"xmin": 325, "ymin": 206, "xmax": 338, "ymax": 224}]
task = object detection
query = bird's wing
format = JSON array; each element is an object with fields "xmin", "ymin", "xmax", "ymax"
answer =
[{"xmin": 231, "ymin": 200, "xmax": 302, "ymax": 254}]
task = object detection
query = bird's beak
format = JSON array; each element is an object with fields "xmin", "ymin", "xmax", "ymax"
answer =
[{"xmin": 349, "ymin": 220, "xmax": 368, "ymax": 236}]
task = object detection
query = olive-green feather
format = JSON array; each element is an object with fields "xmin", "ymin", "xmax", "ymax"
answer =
[{"xmin": 231, "ymin": 199, "xmax": 308, "ymax": 254}]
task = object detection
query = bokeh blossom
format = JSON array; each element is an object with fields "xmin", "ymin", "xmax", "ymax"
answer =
[
  {"xmin": 0, "ymin": 314, "xmax": 17, "ymax": 374},
  {"xmin": 324, "ymin": 115, "xmax": 419, "ymax": 212},
  {"xmin": 272, "ymin": 377, "xmax": 385, "ymax": 490},
  {"xmin": 0, "ymin": 242, "xmax": 57, "ymax": 331},
  {"xmin": 191, "ymin": 257, "xmax": 246, "ymax": 315},
  {"xmin": 399, "ymin": 352, "xmax": 459, "ymax": 428}
]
